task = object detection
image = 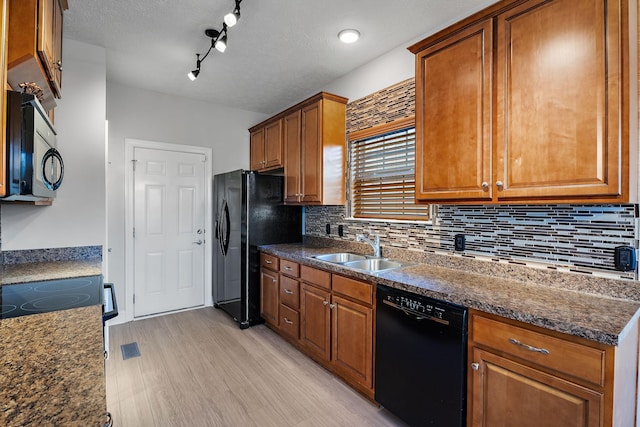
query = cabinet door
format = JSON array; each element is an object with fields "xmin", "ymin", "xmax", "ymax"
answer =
[
  {"xmin": 415, "ymin": 19, "xmax": 493, "ymax": 201},
  {"xmin": 37, "ymin": 0, "xmax": 55, "ymax": 80},
  {"xmin": 0, "ymin": 0, "xmax": 7, "ymax": 197},
  {"xmin": 470, "ymin": 348, "xmax": 602, "ymax": 427},
  {"xmin": 300, "ymin": 283, "xmax": 330, "ymax": 361},
  {"xmin": 264, "ymin": 119, "xmax": 283, "ymax": 169},
  {"xmin": 249, "ymin": 128, "xmax": 265, "ymax": 171},
  {"xmin": 49, "ymin": 0, "xmax": 62, "ymax": 96},
  {"xmin": 331, "ymin": 295, "xmax": 373, "ymax": 389},
  {"xmin": 300, "ymin": 101, "xmax": 323, "ymax": 203},
  {"xmin": 260, "ymin": 268, "xmax": 279, "ymax": 326},
  {"xmin": 495, "ymin": 0, "xmax": 622, "ymax": 200},
  {"xmin": 283, "ymin": 110, "xmax": 301, "ymax": 203}
]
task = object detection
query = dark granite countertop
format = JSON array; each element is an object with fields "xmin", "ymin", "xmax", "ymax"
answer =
[
  {"xmin": 0, "ymin": 259, "xmax": 106, "ymax": 426},
  {"xmin": 0, "ymin": 306, "xmax": 106, "ymax": 426},
  {"xmin": 260, "ymin": 242, "xmax": 640, "ymax": 346},
  {"xmin": 1, "ymin": 259, "xmax": 102, "ymax": 285}
]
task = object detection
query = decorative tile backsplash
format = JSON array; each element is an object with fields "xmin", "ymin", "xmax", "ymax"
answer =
[
  {"xmin": 305, "ymin": 205, "xmax": 637, "ymax": 280},
  {"xmin": 306, "ymin": 78, "xmax": 639, "ymax": 281}
]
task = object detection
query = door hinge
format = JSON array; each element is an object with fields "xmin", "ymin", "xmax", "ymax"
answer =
[
  {"xmin": 133, "ymin": 227, "xmax": 135, "ymax": 238},
  {"xmin": 133, "ymin": 294, "xmax": 135, "ymax": 304},
  {"xmin": 132, "ymin": 159, "xmax": 138, "ymax": 171}
]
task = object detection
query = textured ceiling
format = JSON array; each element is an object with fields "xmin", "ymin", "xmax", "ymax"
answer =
[{"xmin": 64, "ymin": 0, "xmax": 496, "ymax": 115}]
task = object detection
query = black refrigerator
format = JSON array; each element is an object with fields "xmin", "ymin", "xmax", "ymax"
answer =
[{"xmin": 213, "ymin": 170, "xmax": 302, "ymax": 328}]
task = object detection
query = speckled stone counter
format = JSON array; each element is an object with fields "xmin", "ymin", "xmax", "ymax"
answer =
[
  {"xmin": 259, "ymin": 242, "xmax": 640, "ymax": 346},
  {"xmin": 0, "ymin": 306, "xmax": 106, "ymax": 426},
  {"xmin": 1, "ymin": 259, "xmax": 102, "ymax": 285},
  {"xmin": 0, "ymin": 259, "xmax": 106, "ymax": 426}
]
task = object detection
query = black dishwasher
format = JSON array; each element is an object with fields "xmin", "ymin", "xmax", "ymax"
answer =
[{"xmin": 375, "ymin": 284, "xmax": 468, "ymax": 427}]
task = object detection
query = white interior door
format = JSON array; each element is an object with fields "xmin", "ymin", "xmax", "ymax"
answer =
[{"xmin": 133, "ymin": 147, "xmax": 206, "ymax": 317}]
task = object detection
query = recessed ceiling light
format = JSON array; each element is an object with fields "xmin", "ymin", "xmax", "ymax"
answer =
[{"xmin": 338, "ymin": 29, "xmax": 360, "ymax": 44}]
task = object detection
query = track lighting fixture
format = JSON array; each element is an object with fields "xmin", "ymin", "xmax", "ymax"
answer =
[
  {"xmin": 187, "ymin": 54, "xmax": 201, "ymax": 81},
  {"xmin": 215, "ymin": 24, "xmax": 228, "ymax": 53},
  {"xmin": 187, "ymin": 0, "xmax": 243, "ymax": 81},
  {"xmin": 224, "ymin": 0, "xmax": 241, "ymax": 27}
]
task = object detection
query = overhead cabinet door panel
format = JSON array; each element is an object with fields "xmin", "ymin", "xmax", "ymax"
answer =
[
  {"xmin": 415, "ymin": 20, "xmax": 493, "ymax": 201},
  {"xmin": 495, "ymin": 0, "xmax": 622, "ymax": 200}
]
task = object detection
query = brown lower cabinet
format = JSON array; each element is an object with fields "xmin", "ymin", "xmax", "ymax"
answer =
[
  {"xmin": 260, "ymin": 253, "xmax": 374, "ymax": 399},
  {"xmin": 468, "ymin": 310, "xmax": 638, "ymax": 426}
]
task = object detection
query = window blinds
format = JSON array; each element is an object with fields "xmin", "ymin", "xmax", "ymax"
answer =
[{"xmin": 349, "ymin": 126, "xmax": 429, "ymax": 220}]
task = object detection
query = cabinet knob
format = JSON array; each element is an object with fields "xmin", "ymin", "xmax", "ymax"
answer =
[
  {"xmin": 495, "ymin": 181, "xmax": 504, "ymax": 189},
  {"xmin": 471, "ymin": 363, "xmax": 479, "ymax": 371},
  {"xmin": 271, "ymin": 278, "xmax": 276, "ymax": 283},
  {"xmin": 322, "ymin": 301, "xmax": 329, "ymax": 306},
  {"xmin": 56, "ymin": 60, "xmax": 62, "ymax": 71},
  {"xmin": 481, "ymin": 182, "xmax": 489, "ymax": 190},
  {"xmin": 329, "ymin": 303, "xmax": 336, "ymax": 309}
]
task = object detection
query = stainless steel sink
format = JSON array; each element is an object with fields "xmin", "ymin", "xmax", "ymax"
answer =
[
  {"xmin": 313, "ymin": 253, "xmax": 367, "ymax": 263},
  {"xmin": 342, "ymin": 258, "xmax": 404, "ymax": 272}
]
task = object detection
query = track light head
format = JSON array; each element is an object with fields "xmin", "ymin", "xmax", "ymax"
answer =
[
  {"xmin": 224, "ymin": 0, "xmax": 242, "ymax": 27},
  {"xmin": 187, "ymin": 54, "xmax": 201, "ymax": 81},
  {"xmin": 215, "ymin": 25, "xmax": 228, "ymax": 53},
  {"xmin": 187, "ymin": 68, "xmax": 200, "ymax": 81}
]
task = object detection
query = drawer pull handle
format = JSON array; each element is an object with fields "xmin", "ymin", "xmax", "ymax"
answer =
[
  {"xmin": 508, "ymin": 338, "xmax": 550, "ymax": 355},
  {"xmin": 283, "ymin": 289, "xmax": 294, "ymax": 295},
  {"xmin": 284, "ymin": 266, "xmax": 293, "ymax": 271},
  {"xmin": 265, "ymin": 260, "xmax": 272, "ymax": 264},
  {"xmin": 284, "ymin": 318, "xmax": 293, "ymax": 325}
]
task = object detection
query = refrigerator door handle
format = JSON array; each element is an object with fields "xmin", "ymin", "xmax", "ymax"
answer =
[{"xmin": 222, "ymin": 200, "xmax": 231, "ymax": 256}]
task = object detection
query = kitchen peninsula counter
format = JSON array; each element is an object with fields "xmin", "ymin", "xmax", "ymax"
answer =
[
  {"xmin": 1, "ymin": 258, "xmax": 102, "ymax": 285},
  {"xmin": 0, "ymin": 258, "xmax": 106, "ymax": 426},
  {"xmin": 260, "ymin": 242, "xmax": 640, "ymax": 346}
]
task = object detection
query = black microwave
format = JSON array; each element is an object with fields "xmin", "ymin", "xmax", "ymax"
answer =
[{"xmin": 4, "ymin": 91, "xmax": 64, "ymax": 201}]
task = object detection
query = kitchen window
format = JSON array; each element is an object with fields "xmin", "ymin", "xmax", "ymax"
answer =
[{"xmin": 348, "ymin": 116, "xmax": 429, "ymax": 221}]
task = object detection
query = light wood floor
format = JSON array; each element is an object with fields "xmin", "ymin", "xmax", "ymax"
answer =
[{"xmin": 106, "ymin": 307, "xmax": 407, "ymax": 427}]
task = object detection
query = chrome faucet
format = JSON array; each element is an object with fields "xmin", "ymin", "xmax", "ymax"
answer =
[{"xmin": 356, "ymin": 233, "xmax": 381, "ymax": 258}]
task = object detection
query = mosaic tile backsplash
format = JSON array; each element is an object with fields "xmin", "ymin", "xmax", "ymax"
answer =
[
  {"xmin": 306, "ymin": 78, "xmax": 640, "ymax": 281},
  {"xmin": 305, "ymin": 205, "xmax": 637, "ymax": 280}
]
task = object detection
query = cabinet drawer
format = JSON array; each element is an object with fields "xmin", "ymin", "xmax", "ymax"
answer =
[
  {"xmin": 332, "ymin": 275, "xmax": 372, "ymax": 305},
  {"xmin": 280, "ymin": 259, "xmax": 300, "ymax": 277},
  {"xmin": 472, "ymin": 315, "xmax": 605, "ymax": 386},
  {"xmin": 279, "ymin": 275, "xmax": 299, "ymax": 310},
  {"xmin": 260, "ymin": 253, "xmax": 279, "ymax": 270},
  {"xmin": 279, "ymin": 304, "xmax": 300, "ymax": 340},
  {"xmin": 300, "ymin": 265, "xmax": 331, "ymax": 290}
]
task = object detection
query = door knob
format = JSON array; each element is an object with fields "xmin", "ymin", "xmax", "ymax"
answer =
[{"xmin": 193, "ymin": 240, "xmax": 203, "ymax": 245}]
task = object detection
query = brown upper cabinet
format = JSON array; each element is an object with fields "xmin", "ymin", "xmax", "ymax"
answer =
[
  {"xmin": 7, "ymin": 0, "xmax": 67, "ymax": 111},
  {"xmin": 409, "ymin": 0, "xmax": 637, "ymax": 204},
  {"xmin": 284, "ymin": 93, "xmax": 347, "ymax": 205},
  {"xmin": 250, "ymin": 119, "xmax": 283, "ymax": 172},
  {"xmin": 249, "ymin": 92, "xmax": 348, "ymax": 205},
  {"xmin": 0, "ymin": 0, "xmax": 8, "ymax": 198}
]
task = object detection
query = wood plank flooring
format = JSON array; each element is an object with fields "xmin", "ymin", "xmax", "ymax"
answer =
[{"xmin": 106, "ymin": 307, "xmax": 407, "ymax": 427}]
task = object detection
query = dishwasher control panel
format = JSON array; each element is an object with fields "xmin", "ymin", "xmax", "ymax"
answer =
[{"xmin": 379, "ymin": 284, "xmax": 467, "ymax": 328}]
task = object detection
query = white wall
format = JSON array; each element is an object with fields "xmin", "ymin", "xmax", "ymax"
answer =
[
  {"xmin": 1, "ymin": 40, "xmax": 106, "ymax": 251},
  {"xmin": 322, "ymin": 45, "xmax": 415, "ymax": 103},
  {"xmin": 106, "ymin": 81, "xmax": 267, "ymax": 318}
]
